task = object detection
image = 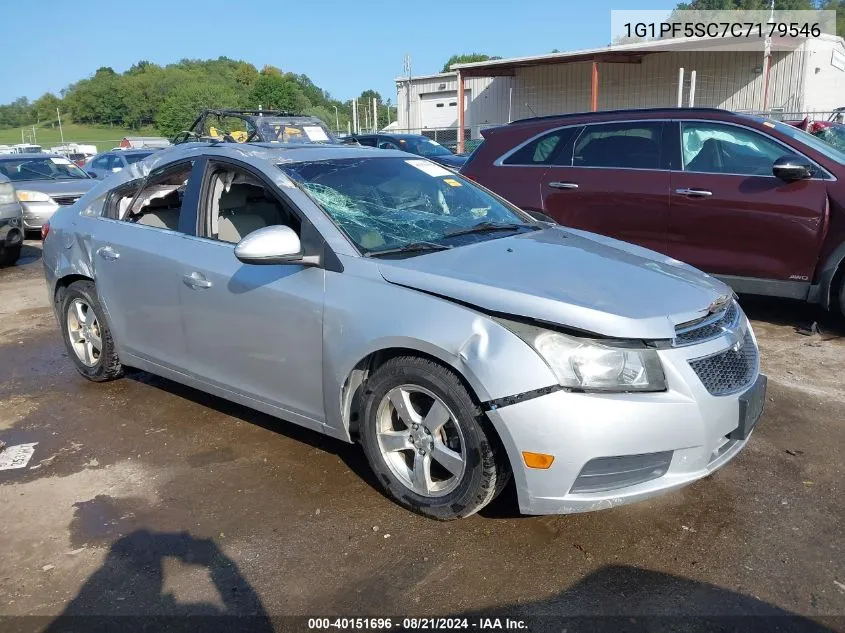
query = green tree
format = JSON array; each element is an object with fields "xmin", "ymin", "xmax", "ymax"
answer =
[
  {"xmin": 247, "ymin": 71, "xmax": 311, "ymax": 112},
  {"xmin": 156, "ymin": 82, "xmax": 242, "ymax": 137},
  {"xmin": 33, "ymin": 93, "xmax": 63, "ymax": 124},
  {"xmin": 441, "ymin": 53, "xmax": 501, "ymax": 72}
]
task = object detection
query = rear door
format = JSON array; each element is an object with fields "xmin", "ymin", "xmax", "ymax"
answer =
[
  {"xmin": 90, "ymin": 159, "xmax": 204, "ymax": 369},
  {"xmin": 669, "ymin": 120, "xmax": 829, "ymax": 286},
  {"xmin": 484, "ymin": 126, "xmax": 582, "ymax": 213},
  {"xmin": 540, "ymin": 120, "xmax": 671, "ymax": 254}
]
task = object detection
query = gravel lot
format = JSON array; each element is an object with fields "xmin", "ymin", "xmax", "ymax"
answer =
[{"xmin": 1, "ymin": 241, "xmax": 843, "ymax": 631}]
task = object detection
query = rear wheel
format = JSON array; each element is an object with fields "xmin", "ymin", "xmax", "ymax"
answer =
[
  {"xmin": 58, "ymin": 281, "xmax": 123, "ymax": 382},
  {"xmin": 360, "ymin": 356, "xmax": 505, "ymax": 520}
]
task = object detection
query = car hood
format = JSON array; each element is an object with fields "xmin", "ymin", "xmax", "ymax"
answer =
[
  {"xmin": 376, "ymin": 227, "xmax": 733, "ymax": 340},
  {"xmin": 12, "ymin": 178, "xmax": 97, "ymax": 197}
]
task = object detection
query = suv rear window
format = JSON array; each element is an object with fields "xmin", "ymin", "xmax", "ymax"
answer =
[
  {"xmin": 503, "ymin": 128, "xmax": 577, "ymax": 165},
  {"xmin": 573, "ymin": 122, "xmax": 662, "ymax": 169}
]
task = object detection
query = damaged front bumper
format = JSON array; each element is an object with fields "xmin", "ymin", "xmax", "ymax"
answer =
[{"xmin": 484, "ymin": 333, "xmax": 765, "ymax": 515}]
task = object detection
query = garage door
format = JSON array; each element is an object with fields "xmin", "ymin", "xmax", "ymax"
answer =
[{"xmin": 419, "ymin": 91, "xmax": 469, "ymax": 129}]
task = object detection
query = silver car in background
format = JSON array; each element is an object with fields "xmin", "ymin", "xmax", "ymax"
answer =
[
  {"xmin": 0, "ymin": 153, "xmax": 97, "ymax": 234},
  {"xmin": 41, "ymin": 143, "xmax": 766, "ymax": 519},
  {"xmin": 84, "ymin": 149, "xmax": 156, "ymax": 180},
  {"xmin": 0, "ymin": 173, "xmax": 24, "ymax": 265}
]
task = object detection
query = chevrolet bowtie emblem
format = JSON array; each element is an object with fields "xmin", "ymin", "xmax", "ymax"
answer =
[{"xmin": 707, "ymin": 294, "xmax": 731, "ymax": 315}]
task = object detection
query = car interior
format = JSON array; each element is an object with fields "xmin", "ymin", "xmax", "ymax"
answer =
[
  {"xmin": 574, "ymin": 134, "xmax": 661, "ymax": 169},
  {"xmin": 205, "ymin": 167, "xmax": 300, "ymax": 243},
  {"xmin": 120, "ymin": 164, "xmax": 193, "ymax": 230}
]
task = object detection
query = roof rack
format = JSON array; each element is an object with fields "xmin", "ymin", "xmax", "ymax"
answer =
[
  {"xmin": 173, "ymin": 109, "xmax": 330, "ymax": 145},
  {"xmin": 510, "ymin": 107, "xmax": 731, "ymax": 125}
]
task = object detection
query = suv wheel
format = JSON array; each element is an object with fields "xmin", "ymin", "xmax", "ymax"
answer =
[
  {"xmin": 360, "ymin": 356, "xmax": 505, "ymax": 520},
  {"xmin": 58, "ymin": 280, "xmax": 123, "ymax": 382}
]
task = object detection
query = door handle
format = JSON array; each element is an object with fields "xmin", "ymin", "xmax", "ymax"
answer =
[
  {"xmin": 182, "ymin": 272, "xmax": 212, "ymax": 289},
  {"xmin": 96, "ymin": 246, "xmax": 120, "ymax": 261},
  {"xmin": 548, "ymin": 181, "xmax": 579, "ymax": 189},
  {"xmin": 675, "ymin": 188, "xmax": 713, "ymax": 197}
]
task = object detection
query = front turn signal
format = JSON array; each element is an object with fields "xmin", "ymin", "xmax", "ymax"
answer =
[{"xmin": 522, "ymin": 451, "xmax": 555, "ymax": 469}]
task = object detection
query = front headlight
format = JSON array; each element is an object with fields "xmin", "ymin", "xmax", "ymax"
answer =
[
  {"xmin": 16, "ymin": 190, "xmax": 51, "ymax": 202},
  {"xmin": 498, "ymin": 319, "xmax": 666, "ymax": 392}
]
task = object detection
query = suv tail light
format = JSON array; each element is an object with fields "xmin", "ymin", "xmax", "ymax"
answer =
[{"xmin": 41, "ymin": 221, "xmax": 50, "ymax": 241}]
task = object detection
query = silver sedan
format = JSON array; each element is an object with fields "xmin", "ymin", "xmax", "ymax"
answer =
[{"xmin": 41, "ymin": 142, "xmax": 765, "ymax": 519}]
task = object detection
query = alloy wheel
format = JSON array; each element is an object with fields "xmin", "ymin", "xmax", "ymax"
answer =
[
  {"xmin": 66, "ymin": 298, "xmax": 102, "ymax": 367},
  {"xmin": 375, "ymin": 384, "xmax": 467, "ymax": 497}
]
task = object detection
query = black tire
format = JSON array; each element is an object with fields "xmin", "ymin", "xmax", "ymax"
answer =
[
  {"xmin": 0, "ymin": 244, "xmax": 21, "ymax": 266},
  {"xmin": 58, "ymin": 280, "xmax": 123, "ymax": 382},
  {"xmin": 359, "ymin": 356, "xmax": 506, "ymax": 520}
]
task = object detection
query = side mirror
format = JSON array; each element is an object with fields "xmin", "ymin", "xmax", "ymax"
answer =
[
  {"xmin": 772, "ymin": 156, "xmax": 813, "ymax": 182},
  {"xmin": 234, "ymin": 225, "xmax": 306, "ymax": 265}
]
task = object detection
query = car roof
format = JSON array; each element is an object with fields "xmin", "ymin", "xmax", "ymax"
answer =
[
  {"xmin": 0, "ymin": 153, "xmax": 64, "ymax": 160},
  {"xmin": 509, "ymin": 107, "xmax": 731, "ymax": 126},
  {"xmin": 152, "ymin": 142, "xmax": 408, "ymax": 165}
]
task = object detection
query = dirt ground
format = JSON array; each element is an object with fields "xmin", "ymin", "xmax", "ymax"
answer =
[{"xmin": 0, "ymin": 241, "xmax": 843, "ymax": 631}]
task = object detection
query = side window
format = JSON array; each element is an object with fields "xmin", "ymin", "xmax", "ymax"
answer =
[
  {"xmin": 357, "ymin": 136, "xmax": 377, "ymax": 147},
  {"xmin": 503, "ymin": 128, "xmax": 576, "ymax": 166},
  {"xmin": 109, "ymin": 154, "xmax": 125, "ymax": 170},
  {"xmin": 682, "ymin": 122, "xmax": 795, "ymax": 176},
  {"xmin": 202, "ymin": 164, "xmax": 301, "ymax": 244},
  {"xmin": 91, "ymin": 155, "xmax": 109, "ymax": 170},
  {"xmin": 573, "ymin": 122, "xmax": 663, "ymax": 169},
  {"xmin": 121, "ymin": 162, "xmax": 194, "ymax": 231},
  {"xmin": 378, "ymin": 140, "xmax": 400, "ymax": 150}
]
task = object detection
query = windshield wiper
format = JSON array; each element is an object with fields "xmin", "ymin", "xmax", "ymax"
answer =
[
  {"xmin": 365, "ymin": 241, "xmax": 453, "ymax": 258},
  {"xmin": 20, "ymin": 165, "xmax": 60, "ymax": 180},
  {"xmin": 444, "ymin": 221, "xmax": 536, "ymax": 238}
]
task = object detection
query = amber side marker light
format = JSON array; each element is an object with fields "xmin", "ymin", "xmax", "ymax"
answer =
[{"xmin": 522, "ymin": 451, "xmax": 555, "ymax": 469}]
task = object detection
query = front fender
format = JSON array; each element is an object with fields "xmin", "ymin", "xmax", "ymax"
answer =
[{"xmin": 321, "ymin": 266, "xmax": 558, "ymax": 439}]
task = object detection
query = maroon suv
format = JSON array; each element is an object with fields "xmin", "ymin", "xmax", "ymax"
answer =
[{"xmin": 461, "ymin": 108, "xmax": 845, "ymax": 315}]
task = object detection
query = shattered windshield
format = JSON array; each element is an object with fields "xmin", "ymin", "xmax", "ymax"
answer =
[{"xmin": 280, "ymin": 157, "xmax": 534, "ymax": 255}]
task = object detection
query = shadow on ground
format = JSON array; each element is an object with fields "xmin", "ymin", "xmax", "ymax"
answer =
[
  {"xmin": 738, "ymin": 294, "xmax": 844, "ymax": 339},
  {"xmin": 43, "ymin": 530, "xmax": 273, "ymax": 633},
  {"xmin": 30, "ymin": 558, "xmax": 838, "ymax": 632},
  {"xmin": 449, "ymin": 565, "xmax": 839, "ymax": 632}
]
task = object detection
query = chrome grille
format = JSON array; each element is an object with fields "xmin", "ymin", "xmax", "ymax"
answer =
[
  {"xmin": 675, "ymin": 300, "xmax": 740, "ymax": 346},
  {"xmin": 689, "ymin": 330, "xmax": 758, "ymax": 396},
  {"xmin": 52, "ymin": 195, "xmax": 81, "ymax": 206}
]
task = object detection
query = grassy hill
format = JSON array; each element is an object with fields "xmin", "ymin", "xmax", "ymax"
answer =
[{"xmin": 0, "ymin": 123, "xmax": 160, "ymax": 151}]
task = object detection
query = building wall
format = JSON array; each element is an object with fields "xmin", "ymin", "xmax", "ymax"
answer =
[
  {"xmin": 398, "ymin": 46, "xmax": 836, "ymax": 133},
  {"xmin": 509, "ymin": 49, "xmax": 807, "ymax": 120},
  {"xmin": 396, "ymin": 74, "xmax": 511, "ymax": 137},
  {"xmin": 802, "ymin": 37, "xmax": 845, "ymax": 114}
]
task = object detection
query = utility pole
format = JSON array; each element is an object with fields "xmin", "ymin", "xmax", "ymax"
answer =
[
  {"xmin": 403, "ymin": 54, "xmax": 412, "ymax": 132},
  {"xmin": 57, "ymin": 107, "xmax": 65, "ymax": 144},
  {"xmin": 333, "ymin": 105, "xmax": 339, "ymax": 133},
  {"xmin": 373, "ymin": 96, "xmax": 378, "ymax": 132},
  {"xmin": 762, "ymin": 0, "xmax": 775, "ymax": 111}
]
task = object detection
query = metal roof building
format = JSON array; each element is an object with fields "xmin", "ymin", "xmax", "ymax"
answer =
[{"xmin": 396, "ymin": 34, "xmax": 845, "ymax": 151}]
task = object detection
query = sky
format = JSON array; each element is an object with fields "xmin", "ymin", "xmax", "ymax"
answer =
[{"xmin": 2, "ymin": 0, "xmax": 676, "ymax": 105}]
